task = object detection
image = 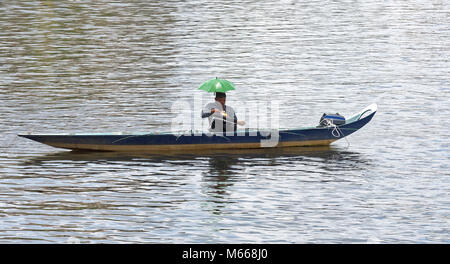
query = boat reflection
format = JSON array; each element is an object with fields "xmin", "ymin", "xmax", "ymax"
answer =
[
  {"xmin": 195, "ymin": 146, "xmax": 371, "ymax": 215},
  {"xmin": 22, "ymin": 145, "xmax": 368, "ymax": 167},
  {"xmin": 22, "ymin": 146, "xmax": 371, "ymax": 178},
  {"xmin": 22, "ymin": 146, "xmax": 370, "ymax": 215}
]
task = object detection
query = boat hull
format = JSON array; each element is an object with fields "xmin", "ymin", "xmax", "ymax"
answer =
[
  {"xmin": 19, "ymin": 104, "xmax": 377, "ymax": 152},
  {"xmin": 28, "ymin": 139, "xmax": 337, "ymax": 152}
]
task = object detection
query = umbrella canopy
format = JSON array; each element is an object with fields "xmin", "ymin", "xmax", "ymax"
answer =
[{"xmin": 198, "ymin": 77, "xmax": 235, "ymax": 93}]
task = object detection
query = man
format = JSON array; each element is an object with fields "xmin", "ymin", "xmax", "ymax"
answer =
[{"xmin": 201, "ymin": 92, "xmax": 245, "ymax": 133}]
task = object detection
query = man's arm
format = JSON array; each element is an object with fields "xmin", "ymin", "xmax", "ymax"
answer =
[
  {"xmin": 201, "ymin": 110, "xmax": 212, "ymax": 118},
  {"xmin": 201, "ymin": 108, "xmax": 219, "ymax": 118}
]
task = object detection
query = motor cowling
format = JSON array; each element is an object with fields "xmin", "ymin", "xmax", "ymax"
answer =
[{"xmin": 319, "ymin": 113, "xmax": 346, "ymax": 127}]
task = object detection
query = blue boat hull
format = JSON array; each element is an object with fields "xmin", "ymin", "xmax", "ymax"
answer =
[{"xmin": 19, "ymin": 104, "xmax": 377, "ymax": 152}]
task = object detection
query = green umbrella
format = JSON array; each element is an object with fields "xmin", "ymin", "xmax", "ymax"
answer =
[{"xmin": 198, "ymin": 77, "xmax": 235, "ymax": 93}]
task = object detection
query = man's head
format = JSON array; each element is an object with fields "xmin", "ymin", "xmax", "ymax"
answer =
[{"xmin": 215, "ymin": 92, "xmax": 226, "ymax": 107}]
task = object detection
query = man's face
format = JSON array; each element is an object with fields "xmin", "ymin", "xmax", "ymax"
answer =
[{"xmin": 216, "ymin": 97, "xmax": 226, "ymax": 107}]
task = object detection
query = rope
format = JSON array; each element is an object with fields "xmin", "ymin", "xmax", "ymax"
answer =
[{"xmin": 323, "ymin": 120, "xmax": 350, "ymax": 149}]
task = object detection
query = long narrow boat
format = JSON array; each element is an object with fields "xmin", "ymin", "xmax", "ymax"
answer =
[{"xmin": 19, "ymin": 104, "xmax": 377, "ymax": 152}]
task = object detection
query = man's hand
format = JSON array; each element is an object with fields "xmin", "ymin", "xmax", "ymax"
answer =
[{"xmin": 237, "ymin": 120, "xmax": 246, "ymax": 126}]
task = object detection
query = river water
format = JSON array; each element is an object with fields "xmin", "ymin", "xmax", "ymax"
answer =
[{"xmin": 0, "ymin": 0, "xmax": 449, "ymax": 243}]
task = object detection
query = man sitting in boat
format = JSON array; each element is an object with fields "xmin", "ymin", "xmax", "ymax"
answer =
[{"xmin": 201, "ymin": 92, "xmax": 245, "ymax": 133}]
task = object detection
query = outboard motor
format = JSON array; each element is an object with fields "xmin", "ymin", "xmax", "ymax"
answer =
[{"xmin": 318, "ymin": 113, "xmax": 346, "ymax": 127}]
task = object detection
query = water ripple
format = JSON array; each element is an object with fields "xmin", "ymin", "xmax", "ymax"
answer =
[{"xmin": 1, "ymin": 0, "xmax": 449, "ymax": 243}]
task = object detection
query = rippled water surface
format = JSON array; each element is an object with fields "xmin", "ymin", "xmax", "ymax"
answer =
[{"xmin": 0, "ymin": 0, "xmax": 449, "ymax": 243}]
